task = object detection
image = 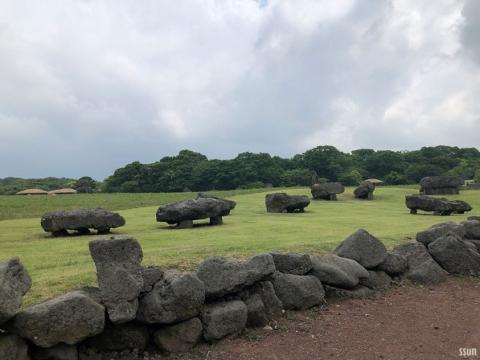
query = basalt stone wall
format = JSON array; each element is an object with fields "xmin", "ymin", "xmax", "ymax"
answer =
[{"xmin": 2, "ymin": 221, "xmax": 480, "ymax": 359}]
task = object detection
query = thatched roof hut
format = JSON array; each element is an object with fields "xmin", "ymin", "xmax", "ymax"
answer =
[
  {"xmin": 365, "ymin": 178, "xmax": 384, "ymax": 186},
  {"xmin": 48, "ymin": 188, "xmax": 77, "ymax": 195},
  {"xmin": 16, "ymin": 188, "xmax": 48, "ymax": 195}
]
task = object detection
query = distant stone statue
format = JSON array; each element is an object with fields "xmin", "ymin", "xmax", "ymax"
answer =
[
  {"xmin": 311, "ymin": 182, "xmax": 345, "ymax": 200},
  {"xmin": 405, "ymin": 194, "xmax": 472, "ymax": 215},
  {"xmin": 419, "ymin": 176, "xmax": 463, "ymax": 195},
  {"xmin": 354, "ymin": 181, "xmax": 375, "ymax": 200}
]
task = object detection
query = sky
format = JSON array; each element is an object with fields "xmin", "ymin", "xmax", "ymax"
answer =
[{"xmin": 0, "ymin": 0, "xmax": 479, "ymax": 180}]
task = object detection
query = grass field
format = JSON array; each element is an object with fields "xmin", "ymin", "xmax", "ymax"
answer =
[{"xmin": 1, "ymin": 186, "xmax": 479, "ymax": 306}]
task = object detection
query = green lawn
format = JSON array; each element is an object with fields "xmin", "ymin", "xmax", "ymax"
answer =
[{"xmin": 0, "ymin": 186, "xmax": 479, "ymax": 306}]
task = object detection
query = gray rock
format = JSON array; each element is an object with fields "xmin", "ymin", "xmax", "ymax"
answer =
[
  {"xmin": 416, "ymin": 222, "xmax": 466, "ymax": 245},
  {"xmin": 153, "ymin": 317, "xmax": 202, "ymax": 353},
  {"xmin": 360, "ymin": 271, "xmax": 392, "ymax": 290},
  {"xmin": 41, "ymin": 208, "xmax": 125, "ymax": 235},
  {"xmin": 420, "ymin": 176, "xmax": 463, "ymax": 195},
  {"xmin": 271, "ymin": 252, "xmax": 312, "ymax": 275},
  {"xmin": 335, "ymin": 229, "xmax": 387, "ymax": 269},
  {"xmin": 353, "ymin": 181, "xmax": 375, "ymax": 200},
  {"xmin": 86, "ymin": 322, "xmax": 149, "ymax": 352},
  {"xmin": 196, "ymin": 254, "xmax": 275, "ymax": 299},
  {"xmin": 265, "ymin": 193, "xmax": 310, "ymax": 213},
  {"xmin": 89, "ymin": 237, "xmax": 143, "ymax": 324},
  {"xmin": 196, "ymin": 193, "xmax": 236, "ymax": 216},
  {"xmin": 137, "ymin": 270, "xmax": 205, "ymax": 324},
  {"xmin": 393, "ymin": 243, "xmax": 447, "ymax": 285},
  {"xmin": 140, "ymin": 266, "xmax": 164, "ymax": 294},
  {"xmin": 250, "ymin": 281, "xmax": 283, "ymax": 319},
  {"xmin": 201, "ymin": 300, "xmax": 247, "ymax": 341},
  {"xmin": 245, "ymin": 293, "xmax": 268, "ymax": 327},
  {"xmin": 406, "ymin": 195, "xmax": 472, "ymax": 215},
  {"xmin": 0, "ymin": 334, "xmax": 29, "ymax": 360},
  {"xmin": 10, "ymin": 290, "xmax": 105, "ymax": 348},
  {"xmin": 0, "ymin": 257, "xmax": 32, "ymax": 325},
  {"xmin": 310, "ymin": 254, "xmax": 369, "ymax": 289},
  {"xmin": 464, "ymin": 239, "xmax": 480, "ymax": 252},
  {"xmin": 33, "ymin": 344, "xmax": 78, "ymax": 360},
  {"xmin": 324, "ymin": 285, "xmax": 374, "ymax": 299},
  {"xmin": 375, "ymin": 252, "xmax": 408, "ymax": 276},
  {"xmin": 271, "ymin": 272, "xmax": 324, "ymax": 310},
  {"xmin": 463, "ymin": 220, "xmax": 480, "ymax": 239},
  {"xmin": 311, "ymin": 182, "xmax": 345, "ymax": 200},
  {"xmin": 468, "ymin": 216, "xmax": 480, "ymax": 221},
  {"xmin": 428, "ymin": 234, "xmax": 480, "ymax": 276}
]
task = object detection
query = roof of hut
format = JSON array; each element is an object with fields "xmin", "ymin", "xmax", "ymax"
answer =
[
  {"xmin": 48, "ymin": 188, "xmax": 77, "ymax": 195},
  {"xmin": 16, "ymin": 188, "xmax": 49, "ymax": 195}
]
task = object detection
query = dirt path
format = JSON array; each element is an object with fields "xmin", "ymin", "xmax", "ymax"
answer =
[{"xmin": 179, "ymin": 277, "xmax": 480, "ymax": 360}]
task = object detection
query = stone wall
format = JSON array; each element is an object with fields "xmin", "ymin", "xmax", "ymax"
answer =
[{"xmin": 1, "ymin": 217, "xmax": 480, "ymax": 359}]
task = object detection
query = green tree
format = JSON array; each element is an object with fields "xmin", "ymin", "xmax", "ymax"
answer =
[{"xmin": 74, "ymin": 176, "xmax": 97, "ymax": 193}]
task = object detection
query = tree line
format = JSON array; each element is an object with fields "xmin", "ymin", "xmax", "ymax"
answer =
[{"xmin": 1, "ymin": 145, "xmax": 479, "ymax": 195}]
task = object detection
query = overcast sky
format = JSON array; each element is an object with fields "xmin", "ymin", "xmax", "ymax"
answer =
[{"xmin": 0, "ymin": 0, "xmax": 479, "ymax": 179}]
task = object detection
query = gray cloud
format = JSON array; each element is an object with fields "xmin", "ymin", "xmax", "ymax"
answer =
[{"xmin": 0, "ymin": 0, "xmax": 478, "ymax": 179}]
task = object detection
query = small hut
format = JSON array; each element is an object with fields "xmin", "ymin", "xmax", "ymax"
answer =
[
  {"xmin": 16, "ymin": 188, "xmax": 48, "ymax": 195},
  {"xmin": 48, "ymin": 188, "xmax": 77, "ymax": 195},
  {"xmin": 365, "ymin": 178, "xmax": 384, "ymax": 186}
]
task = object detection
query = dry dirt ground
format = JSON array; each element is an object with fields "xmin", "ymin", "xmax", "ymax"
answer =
[{"xmin": 174, "ymin": 277, "xmax": 480, "ymax": 360}]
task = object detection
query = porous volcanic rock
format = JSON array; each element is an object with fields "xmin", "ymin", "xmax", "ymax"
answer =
[
  {"xmin": 201, "ymin": 300, "xmax": 247, "ymax": 342},
  {"xmin": 196, "ymin": 193, "xmax": 236, "ymax": 216},
  {"xmin": 462, "ymin": 219, "xmax": 480, "ymax": 239},
  {"xmin": 89, "ymin": 237, "xmax": 144, "ymax": 324},
  {"xmin": 310, "ymin": 254, "xmax": 369, "ymax": 289},
  {"xmin": 311, "ymin": 182, "xmax": 345, "ymax": 200},
  {"xmin": 87, "ymin": 322, "xmax": 149, "ymax": 352},
  {"xmin": 41, "ymin": 208, "xmax": 125, "ymax": 236},
  {"xmin": 324, "ymin": 285, "xmax": 374, "ymax": 299},
  {"xmin": 249, "ymin": 281, "xmax": 283, "ymax": 320},
  {"xmin": 360, "ymin": 271, "xmax": 392, "ymax": 290},
  {"xmin": 375, "ymin": 252, "xmax": 408, "ymax": 276},
  {"xmin": 406, "ymin": 195, "xmax": 472, "ymax": 215},
  {"xmin": 335, "ymin": 229, "xmax": 387, "ymax": 269},
  {"xmin": 0, "ymin": 257, "xmax": 31, "ymax": 325},
  {"xmin": 271, "ymin": 252, "xmax": 312, "ymax": 275},
  {"xmin": 420, "ymin": 176, "xmax": 463, "ymax": 195},
  {"xmin": 353, "ymin": 181, "xmax": 375, "ymax": 200},
  {"xmin": 244, "ymin": 293, "xmax": 268, "ymax": 327},
  {"xmin": 271, "ymin": 272, "xmax": 324, "ymax": 310},
  {"xmin": 32, "ymin": 343, "xmax": 78, "ymax": 360},
  {"xmin": 0, "ymin": 334, "xmax": 29, "ymax": 360},
  {"xmin": 416, "ymin": 222, "xmax": 466, "ymax": 245},
  {"xmin": 153, "ymin": 317, "xmax": 203, "ymax": 353},
  {"xmin": 265, "ymin": 193, "xmax": 310, "ymax": 213}
]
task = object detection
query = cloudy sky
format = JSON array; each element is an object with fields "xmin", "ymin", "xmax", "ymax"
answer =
[{"xmin": 0, "ymin": 0, "xmax": 479, "ymax": 179}]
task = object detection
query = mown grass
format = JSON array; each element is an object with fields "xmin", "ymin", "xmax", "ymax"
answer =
[{"xmin": 0, "ymin": 186, "xmax": 479, "ymax": 306}]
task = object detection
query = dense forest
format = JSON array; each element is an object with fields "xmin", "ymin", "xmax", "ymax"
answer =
[{"xmin": 1, "ymin": 145, "xmax": 480, "ymax": 195}]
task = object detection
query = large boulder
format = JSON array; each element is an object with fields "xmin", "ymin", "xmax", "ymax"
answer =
[
  {"xmin": 462, "ymin": 219, "xmax": 480, "ymax": 239},
  {"xmin": 86, "ymin": 322, "xmax": 149, "ymax": 352},
  {"xmin": 9, "ymin": 290, "xmax": 105, "ymax": 348},
  {"xmin": 0, "ymin": 257, "xmax": 32, "ymax": 325},
  {"xmin": 375, "ymin": 252, "xmax": 408, "ymax": 276},
  {"xmin": 265, "ymin": 193, "xmax": 310, "ymax": 213},
  {"xmin": 156, "ymin": 196, "xmax": 235, "ymax": 228},
  {"xmin": 428, "ymin": 234, "xmax": 480, "ymax": 276},
  {"xmin": 311, "ymin": 182, "xmax": 345, "ymax": 200},
  {"xmin": 420, "ymin": 176, "xmax": 463, "ymax": 195},
  {"xmin": 201, "ymin": 300, "xmax": 247, "ymax": 341},
  {"xmin": 196, "ymin": 254, "xmax": 275, "ymax": 299},
  {"xmin": 137, "ymin": 270, "xmax": 205, "ymax": 324},
  {"xmin": 271, "ymin": 252, "xmax": 312, "ymax": 275},
  {"xmin": 406, "ymin": 194, "xmax": 472, "ymax": 215},
  {"xmin": 196, "ymin": 193, "xmax": 236, "ymax": 216},
  {"xmin": 41, "ymin": 208, "xmax": 125, "ymax": 236},
  {"xmin": 335, "ymin": 229, "xmax": 387, "ymax": 269},
  {"xmin": 89, "ymin": 237, "xmax": 144, "ymax": 324},
  {"xmin": 416, "ymin": 222, "xmax": 466, "ymax": 245},
  {"xmin": 153, "ymin": 317, "xmax": 203, "ymax": 353},
  {"xmin": 140, "ymin": 266, "xmax": 164, "ymax": 294},
  {"xmin": 392, "ymin": 243, "xmax": 447, "ymax": 285},
  {"xmin": 310, "ymin": 254, "xmax": 369, "ymax": 289},
  {"xmin": 359, "ymin": 271, "xmax": 392, "ymax": 290},
  {"xmin": 249, "ymin": 281, "xmax": 283, "ymax": 320},
  {"xmin": 270, "ymin": 272, "xmax": 324, "ymax": 310},
  {"xmin": 244, "ymin": 293, "xmax": 268, "ymax": 327},
  {"xmin": 353, "ymin": 181, "xmax": 375, "ymax": 200},
  {"xmin": 0, "ymin": 334, "xmax": 29, "ymax": 360}
]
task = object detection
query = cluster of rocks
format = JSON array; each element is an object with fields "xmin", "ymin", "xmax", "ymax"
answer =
[
  {"xmin": 156, "ymin": 194, "xmax": 236, "ymax": 228},
  {"xmin": 353, "ymin": 181, "xmax": 375, "ymax": 200},
  {"xmin": 420, "ymin": 176, "xmax": 463, "ymax": 195},
  {"xmin": 311, "ymin": 182, "xmax": 345, "ymax": 201},
  {"xmin": 41, "ymin": 208, "xmax": 125, "ymax": 236},
  {"xmin": 3, "ymin": 219, "xmax": 480, "ymax": 358},
  {"xmin": 265, "ymin": 193, "xmax": 310, "ymax": 213},
  {"xmin": 405, "ymin": 194, "xmax": 472, "ymax": 215}
]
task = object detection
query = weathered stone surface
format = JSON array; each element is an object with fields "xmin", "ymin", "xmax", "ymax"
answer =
[
  {"xmin": 196, "ymin": 254, "xmax": 275, "ymax": 299},
  {"xmin": 201, "ymin": 300, "xmax": 247, "ymax": 341},
  {"xmin": 393, "ymin": 243, "xmax": 447, "ymax": 285},
  {"xmin": 137, "ymin": 270, "xmax": 205, "ymax": 324},
  {"xmin": 311, "ymin": 182, "xmax": 345, "ymax": 200},
  {"xmin": 196, "ymin": 193, "xmax": 236, "ymax": 216},
  {"xmin": 41, "ymin": 208, "xmax": 125, "ymax": 235},
  {"xmin": 462, "ymin": 220, "xmax": 480, "ymax": 239},
  {"xmin": 360, "ymin": 271, "xmax": 392, "ymax": 290},
  {"xmin": 335, "ymin": 229, "xmax": 387, "ymax": 269},
  {"xmin": 153, "ymin": 317, "xmax": 202, "ymax": 353},
  {"xmin": 324, "ymin": 285, "xmax": 374, "ymax": 299},
  {"xmin": 245, "ymin": 293, "xmax": 268, "ymax": 327},
  {"xmin": 265, "ymin": 193, "xmax": 310, "ymax": 213},
  {"xmin": 420, "ymin": 176, "xmax": 463, "ymax": 195},
  {"xmin": 271, "ymin": 272, "xmax": 324, "ymax": 310},
  {"xmin": 86, "ymin": 322, "xmax": 149, "ymax": 352},
  {"xmin": 464, "ymin": 239, "xmax": 480, "ymax": 252},
  {"xmin": 10, "ymin": 290, "xmax": 105, "ymax": 348},
  {"xmin": 250, "ymin": 281, "xmax": 283, "ymax": 319},
  {"xmin": 416, "ymin": 222, "xmax": 466, "ymax": 245},
  {"xmin": 271, "ymin": 252, "xmax": 312, "ymax": 275},
  {"xmin": 0, "ymin": 257, "xmax": 32, "ymax": 325},
  {"xmin": 0, "ymin": 334, "xmax": 29, "ymax": 360},
  {"xmin": 33, "ymin": 344, "xmax": 78, "ymax": 360},
  {"xmin": 140, "ymin": 266, "xmax": 164, "ymax": 294},
  {"xmin": 375, "ymin": 252, "xmax": 408, "ymax": 276},
  {"xmin": 468, "ymin": 216, "xmax": 480, "ymax": 221},
  {"xmin": 89, "ymin": 237, "xmax": 143, "ymax": 324},
  {"xmin": 406, "ymin": 195, "xmax": 472, "ymax": 215},
  {"xmin": 310, "ymin": 254, "xmax": 369, "ymax": 289},
  {"xmin": 156, "ymin": 196, "xmax": 235, "ymax": 227},
  {"xmin": 428, "ymin": 234, "xmax": 480, "ymax": 276},
  {"xmin": 353, "ymin": 181, "xmax": 375, "ymax": 200},
  {"xmin": 463, "ymin": 240, "xmax": 480, "ymax": 254}
]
